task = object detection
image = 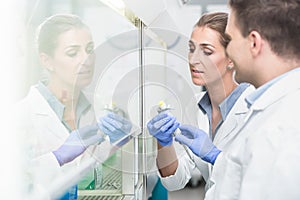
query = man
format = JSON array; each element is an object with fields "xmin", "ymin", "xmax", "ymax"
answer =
[{"xmin": 174, "ymin": 0, "xmax": 300, "ymax": 199}]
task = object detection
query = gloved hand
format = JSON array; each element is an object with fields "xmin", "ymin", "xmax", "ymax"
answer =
[
  {"xmin": 147, "ymin": 113, "xmax": 180, "ymax": 146},
  {"xmin": 175, "ymin": 124, "xmax": 221, "ymax": 164},
  {"xmin": 98, "ymin": 112, "xmax": 132, "ymax": 144},
  {"xmin": 53, "ymin": 124, "xmax": 104, "ymax": 166}
]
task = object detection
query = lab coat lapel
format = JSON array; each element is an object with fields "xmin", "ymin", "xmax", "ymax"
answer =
[
  {"xmin": 29, "ymin": 87, "xmax": 70, "ymax": 147},
  {"xmin": 213, "ymin": 113, "xmax": 238, "ymax": 146},
  {"xmin": 213, "ymin": 86, "xmax": 255, "ymax": 147},
  {"xmin": 213, "ymin": 109, "xmax": 249, "ymax": 147}
]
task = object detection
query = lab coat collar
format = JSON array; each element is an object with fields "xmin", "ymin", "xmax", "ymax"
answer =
[
  {"xmin": 36, "ymin": 82, "xmax": 91, "ymax": 125},
  {"xmin": 198, "ymin": 83, "xmax": 250, "ymax": 139},
  {"xmin": 213, "ymin": 85, "xmax": 255, "ymax": 145},
  {"xmin": 28, "ymin": 86, "xmax": 70, "ymax": 141},
  {"xmin": 251, "ymin": 69, "xmax": 300, "ymax": 111},
  {"xmin": 29, "ymin": 86, "xmax": 58, "ymax": 116},
  {"xmin": 219, "ymin": 83, "xmax": 250, "ymax": 118}
]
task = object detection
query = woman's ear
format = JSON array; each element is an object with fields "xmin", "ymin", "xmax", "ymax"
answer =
[{"xmin": 39, "ymin": 53, "xmax": 54, "ymax": 72}]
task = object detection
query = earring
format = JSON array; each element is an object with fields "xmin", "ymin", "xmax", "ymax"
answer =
[
  {"xmin": 47, "ymin": 65, "xmax": 54, "ymax": 72},
  {"xmin": 226, "ymin": 65, "xmax": 233, "ymax": 70}
]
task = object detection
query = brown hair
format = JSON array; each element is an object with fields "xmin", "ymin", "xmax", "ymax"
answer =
[
  {"xmin": 228, "ymin": 0, "xmax": 300, "ymax": 59},
  {"xmin": 195, "ymin": 12, "xmax": 230, "ymax": 49},
  {"xmin": 36, "ymin": 14, "xmax": 88, "ymax": 56}
]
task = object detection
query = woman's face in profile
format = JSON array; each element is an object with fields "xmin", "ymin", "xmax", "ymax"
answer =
[
  {"xmin": 48, "ymin": 27, "xmax": 95, "ymax": 89},
  {"xmin": 188, "ymin": 26, "xmax": 230, "ymax": 87}
]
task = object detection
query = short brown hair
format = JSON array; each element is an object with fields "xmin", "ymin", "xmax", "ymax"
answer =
[
  {"xmin": 229, "ymin": 0, "xmax": 300, "ymax": 59},
  {"xmin": 195, "ymin": 12, "xmax": 230, "ymax": 49}
]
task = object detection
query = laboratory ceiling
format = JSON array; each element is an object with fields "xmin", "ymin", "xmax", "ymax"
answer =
[
  {"xmin": 186, "ymin": 0, "xmax": 227, "ymax": 4},
  {"xmin": 185, "ymin": 0, "xmax": 227, "ymax": 12}
]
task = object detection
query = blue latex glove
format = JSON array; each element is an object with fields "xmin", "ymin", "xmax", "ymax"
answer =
[
  {"xmin": 147, "ymin": 113, "xmax": 180, "ymax": 146},
  {"xmin": 175, "ymin": 124, "xmax": 221, "ymax": 165},
  {"xmin": 53, "ymin": 124, "xmax": 104, "ymax": 166},
  {"xmin": 98, "ymin": 112, "xmax": 132, "ymax": 144}
]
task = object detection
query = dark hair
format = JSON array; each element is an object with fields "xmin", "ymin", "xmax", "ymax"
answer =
[
  {"xmin": 229, "ymin": 0, "xmax": 300, "ymax": 59},
  {"xmin": 195, "ymin": 12, "xmax": 230, "ymax": 48},
  {"xmin": 36, "ymin": 14, "xmax": 88, "ymax": 56}
]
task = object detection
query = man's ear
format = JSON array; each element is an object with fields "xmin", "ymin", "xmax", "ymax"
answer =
[
  {"xmin": 39, "ymin": 53, "xmax": 54, "ymax": 72},
  {"xmin": 248, "ymin": 30, "xmax": 263, "ymax": 57}
]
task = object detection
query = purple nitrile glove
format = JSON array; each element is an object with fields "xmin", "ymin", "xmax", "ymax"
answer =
[
  {"xmin": 98, "ymin": 112, "xmax": 132, "ymax": 144},
  {"xmin": 53, "ymin": 124, "xmax": 104, "ymax": 166},
  {"xmin": 175, "ymin": 124, "xmax": 221, "ymax": 165},
  {"xmin": 147, "ymin": 113, "xmax": 180, "ymax": 146}
]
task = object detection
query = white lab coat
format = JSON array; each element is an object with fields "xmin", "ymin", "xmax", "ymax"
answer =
[
  {"xmin": 160, "ymin": 85, "xmax": 255, "ymax": 191},
  {"xmin": 16, "ymin": 86, "xmax": 101, "ymax": 198},
  {"xmin": 205, "ymin": 70, "xmax": 300, "ymax": 200}
]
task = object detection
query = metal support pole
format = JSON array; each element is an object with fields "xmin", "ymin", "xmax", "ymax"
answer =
[{"xmin": 138, "ymin": 19, "xmax": 147, "ymax": 200}]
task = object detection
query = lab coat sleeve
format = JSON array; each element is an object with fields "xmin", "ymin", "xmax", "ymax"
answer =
[
  {"xmin": 194, "ymin": 156, "xmax": 210, "ymax": 182},
  {"xmin": 31, "ymin": 152, "xmax": 62, "ymax": 187},
  {"xmin": 159, "ymin": 152, "xmax": 195, "ymax": 191}
]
